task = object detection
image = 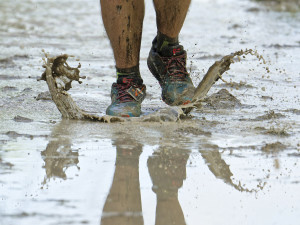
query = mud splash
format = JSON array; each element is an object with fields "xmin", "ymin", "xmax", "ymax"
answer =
[
  {"xmin": 39, "ymin": 54, "xmax": 120, "ymax": 122},
  {"xmin": 254, "ymin": 0, "xmax": 300, "ymax": 12},
  {"xmin": 261, "ymin": 142, "xmax": 287, "ymax": 154},
  {"xmin": 39, "ymin": 48, "xmax": 266, "ymax": 122},
  {"xmin": 190, "ymin": 49, "xmax": 266, "ymax": 103},
  {"xmin": 255, "ymin": 125, "xmax": 291, "ymax": 136},
  {"xmin": 252, "ymin": 110, "xmax": 285, "ymax": 121}
]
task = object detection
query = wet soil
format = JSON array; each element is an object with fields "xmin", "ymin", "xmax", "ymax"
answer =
[
  {"xmin": 261, "ymin": 141, "xmax": 287, "ymax": 154},
  {"xmin": 36, "ymin": 91, "xmax": 52, "ymax": 101},
  {"xmin": 175, "ymin": 127, "xmax": 212, "ymax": 136},
  {"xmin": 252, "ymin": 110, "xmax": 285, "ymax": 121},
  {"xmin": 254, "ymin": 0, "xmax": 300, "ymax": 12},
  {"xmin": 0, "ymin": 0, "xmax": 300, "ymax": 225},
  {"xmin": 202, "ymin": 89, "xmax": 242, "ymax": 109},
  {"xmin": 13, "ymin": 115, "xmax": 33, "ymax": 123}
]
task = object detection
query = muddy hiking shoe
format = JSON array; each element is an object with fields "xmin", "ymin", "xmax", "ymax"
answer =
[
  {"xmin": 147, "ymin": 38, "xmax": 195, "ymax": 106},
  {"xmin": 106, "ymin": 77, "xmax": 146, "ymax": 117}
]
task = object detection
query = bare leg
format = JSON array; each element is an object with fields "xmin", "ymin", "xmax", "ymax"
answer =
[
  {"xmin": 153, "ymin": 0, "xmax": 191, "ymax": 38},
  {"xmin": 100, "ymin": 0, "xmax": 145, "ymax": 69}
]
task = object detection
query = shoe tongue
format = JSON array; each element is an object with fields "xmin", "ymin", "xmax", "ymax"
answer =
[
  {"xmin": 159, "ymin": 45, "xmax": 184, "ymax": 57},
  {"xmin": 117, "ymin": 76, "xmax": 143, "ymax": 85}
]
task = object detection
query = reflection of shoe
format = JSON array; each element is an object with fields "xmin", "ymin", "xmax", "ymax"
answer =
[
  {"xmin": 147, "ymin": 38, "xmax": 195, "ymax": 106},
  {"xmin": 106, "ymin": 78, "xmax": 146, "ymax": 117}
]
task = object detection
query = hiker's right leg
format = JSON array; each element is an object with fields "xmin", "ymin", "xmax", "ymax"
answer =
[{"xmin": 100, "ymin": 0, "xmax": 146, "ymax": 117}]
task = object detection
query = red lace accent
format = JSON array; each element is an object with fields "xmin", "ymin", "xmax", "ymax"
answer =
[
  {"xmin": 114, "ymin": 82, "xmax": 144, "ymax": 103},
  {"xmin": 163, "ymin": 54, "xmax": 189, "ymax": 81}
]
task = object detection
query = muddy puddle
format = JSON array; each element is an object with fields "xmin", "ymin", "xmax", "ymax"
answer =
[{"xmin": 1, "ymin": 0, "xmax": 300, "ymax": 224}]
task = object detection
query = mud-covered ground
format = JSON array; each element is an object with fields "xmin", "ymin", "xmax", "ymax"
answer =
[{"xmin": 0, "ymin": 0, "xmax": 300, "ymax": 224}]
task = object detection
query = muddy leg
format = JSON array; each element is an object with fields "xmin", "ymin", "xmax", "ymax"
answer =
[
  {"xmin": 153, "ymin": 0, "xmax": 191, "ymax": 38},
  {"xmin": 100, "ymin": 0, "xmax": 145, "ymax": 69}
]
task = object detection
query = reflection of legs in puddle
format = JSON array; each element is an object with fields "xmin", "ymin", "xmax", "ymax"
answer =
[
  {"xmin": 41, "ymin": 120, "xmax": 79, "ymax": 184},
  {"xmin": 101, "ymin": 135, "xmax": 144, "ymax": 225},
  {"xmin": 148, "ymin": 147, "xmax": 189, "ymax": 225},
  {"xmin": 100, "ymin": 0, "xmax": 193, "ymax": 117}
]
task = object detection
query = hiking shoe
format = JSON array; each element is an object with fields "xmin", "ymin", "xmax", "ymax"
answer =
[
  {"xmin": 147, "ymin": 38, "xmax": 195, "ymax": 106},
  {"xmin": 106, "ymin": 78, "xmax": 146, "ymax": 117}
]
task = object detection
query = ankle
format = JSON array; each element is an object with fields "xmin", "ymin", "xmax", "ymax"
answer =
[
  {"xmin": 156, "ymin": 31, "xmax": 179, "ymax": 53},
  {"xmin": 116, "ymin": 65, "xmax": 143, "ymax": 85}
]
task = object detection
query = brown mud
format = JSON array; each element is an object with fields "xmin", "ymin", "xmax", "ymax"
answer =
[
  {"xmin": 202, "ymin": 89, "xmax": 242, "ymax": 109},
  {"xmin": 261, "ymin": 142, "xmax": 287, "ymax": 154},
  {"xmin": 13, "ymin": 115, "xmax": 33, "ymax": 123},
  {"xmin": 36, "ymin": 91, "xmax": 52, "ymax": 101},
  {"xmin": 255, "ymin": 125, "xmax": 291, "ymax": 136},
  {"xmin": 5, "ymin": 131, "xmax": 48, "ymax": 139},
  {"xmin": 252, "ymin": 110, "xmax": 285, "ymax": 121},
  {"xmin": 254, "ymin": 0, "xmax": 300, "ymax": 12},
  {"xmin": 191, "ymin": 49, "xmax": 266, "ymax": 103},
  {"xmin": 175, "ymin": 127, "xmax": 212, "ymax": 136},
  {"xmin": 216, "ymin": 81, "xmax": 255, "ymax": 89}
]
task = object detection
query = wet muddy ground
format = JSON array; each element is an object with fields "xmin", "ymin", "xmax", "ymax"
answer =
[{"xmin": 0, "ymin": 0, "xmax": 300, "ymax": 224}]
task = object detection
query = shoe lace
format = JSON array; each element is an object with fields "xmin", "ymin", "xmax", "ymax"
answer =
[
  {"xmin": 163, "ymin": 54, "xmax": 189, "ymax": 82},
  {"xmin": 114, "ymin": 81, "xmax": 144, "ymax": 103},
  {"xmin": 114, "ymin": 83, "xmax": 134, "ymax": 103}
]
